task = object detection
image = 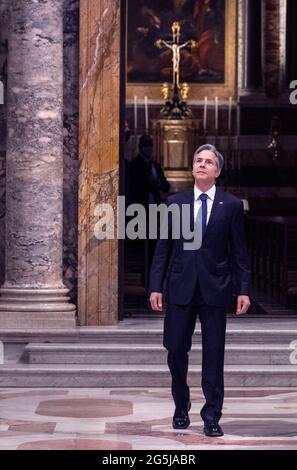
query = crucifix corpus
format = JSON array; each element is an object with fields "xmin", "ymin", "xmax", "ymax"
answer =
[{"xmin": 155, "ymin": 22, "xmax": 196, "ymax": 119}]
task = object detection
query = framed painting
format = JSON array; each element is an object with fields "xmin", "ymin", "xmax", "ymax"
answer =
[{"xmin": 126, "ymin": 0, "xmax": 237, "ymax": 100}]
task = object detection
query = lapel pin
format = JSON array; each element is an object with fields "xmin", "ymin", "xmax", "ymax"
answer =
[{"xmin": 219, "ymin": 201, "xmax": 223, "ymax": 204}]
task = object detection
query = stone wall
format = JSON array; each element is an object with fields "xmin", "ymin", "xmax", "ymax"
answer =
[{"xmin": 78, "ymin": 0, "xmax": 121, "ymax": 325}]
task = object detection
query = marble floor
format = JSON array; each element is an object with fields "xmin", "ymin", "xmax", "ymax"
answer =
[{"xmin": 0, "ymin": 387, "xmax": 297, "ymax": 450}]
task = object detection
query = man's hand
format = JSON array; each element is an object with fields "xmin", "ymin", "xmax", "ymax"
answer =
[
  {"xmin": 236, "ymin": 295, "xmax": 251, "ymax": 315},
  {"xmin": 150, "ymin": 292, "xmax": 163, "ymax": 312}
]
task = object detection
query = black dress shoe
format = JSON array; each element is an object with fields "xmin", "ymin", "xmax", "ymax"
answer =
[
  {"xmin": 203, "ymin": 422, "xmax": 224, "ymax": 437},
  {"xmin": 172, "ymin": 401, "xmax": 191, "ymax": 430}
]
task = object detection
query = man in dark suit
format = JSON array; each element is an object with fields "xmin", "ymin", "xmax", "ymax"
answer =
[{"xmin": 149, "ymin": 144, "xmax": 251, "ymax": 437}]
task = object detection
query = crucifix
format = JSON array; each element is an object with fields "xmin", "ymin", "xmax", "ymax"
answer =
[
  {"xmin": 155, "ymin": 22, "xmax": 196, "ymax": 118},
  {"xmin": 156, "ymin": 22, "xmax": 195, "ymax": 89}
]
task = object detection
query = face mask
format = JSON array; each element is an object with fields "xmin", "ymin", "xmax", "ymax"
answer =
[{"xmin": 141, "ymin": 147, "xmax": 153, "ymax": 159}]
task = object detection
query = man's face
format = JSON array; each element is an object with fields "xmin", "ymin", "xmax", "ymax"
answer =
[
  {"xmin": 192, "ymin": 150, "xmax": 220, "ymax": 186},
  {"xmin": 140, "ymin": 145, "xmax": 153, "ymax": 158}
]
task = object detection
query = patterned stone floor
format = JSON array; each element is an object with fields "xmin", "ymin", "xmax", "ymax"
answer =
[{"xmin": 0, "ymin": 387, "xmax": 297, "ymax": 449}]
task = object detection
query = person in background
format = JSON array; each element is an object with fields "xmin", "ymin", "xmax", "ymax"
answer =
[
  {"xmin": 129, "ymin": 134, "xmax": 170, "ymax": 209},
  {"xmin": 129, "ymin": 134, "xmax": 171, "ymax": 287}
]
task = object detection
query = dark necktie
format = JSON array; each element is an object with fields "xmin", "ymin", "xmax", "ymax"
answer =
[{"xmin": 199, "ymin": 193, "xmax": 208, "ymax": 239}]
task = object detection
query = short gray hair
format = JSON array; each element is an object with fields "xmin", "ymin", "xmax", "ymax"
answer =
[{"xmin": 193, "ymin": 144, "xmax": 224, "ymax": 171}]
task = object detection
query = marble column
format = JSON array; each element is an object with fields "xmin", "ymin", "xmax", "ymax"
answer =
[
  {"xmin": 79, "ymin": 0, "xmax": 121, "ymax": 325},
  {"xmin": 263, "ymin": 0, "xmax": 281, "ymax": 98},
  {"xmin": 0, "ymin": 0, "xmax": 76, "ymax": 328},
  {"xmin": 237, "ymin": 0, "xmax": 245, "ymax": 93},
  {"xmin": 0, "ymin": 0, "xmax": 9, "ymax": 288}
]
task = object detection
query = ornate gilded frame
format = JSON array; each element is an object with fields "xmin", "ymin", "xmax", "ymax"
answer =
[{"xmin": 126, "ymin": 0, "xmax": 237, "ymax": 101}]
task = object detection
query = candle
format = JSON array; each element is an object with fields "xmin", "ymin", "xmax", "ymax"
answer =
[
  {"xmin": 134, "ymin": 95, "xmax": 138, "ymax": 132},
  {"xmin": 144, "ymin": 95, "xmax": 149, "ymax": 131},
  {"xmin": 215, "ymin": 96, "xmax": 218, "ymax": 133},
  {"xmin": 228, "ymin": 96, "xmax": 232, "ymax": 133},
  {"xmin": 203, "ymin": 96, "xmax": 208, "ymax": 133}
]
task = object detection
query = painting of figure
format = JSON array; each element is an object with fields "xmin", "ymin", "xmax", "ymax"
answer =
[{"xmin": 127, "ymin": 0, "xmax": 225, "ymax": 84}]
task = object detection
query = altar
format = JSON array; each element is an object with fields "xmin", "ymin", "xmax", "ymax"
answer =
[{"xmin": 151, "ymin": 117, "xmax": 201, "ymax": 192}]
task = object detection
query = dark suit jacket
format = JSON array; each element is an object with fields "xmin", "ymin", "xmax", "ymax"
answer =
[
  {"xmin": 129, "ymin": 154, "xmax": 170, "ymax": 208},
  {"xmin": 149, "ymin": 187, "xmax": 251, "ymax": 307}
]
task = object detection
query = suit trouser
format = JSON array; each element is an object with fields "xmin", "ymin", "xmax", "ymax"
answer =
[{"xmin": 163, "ymin": 282, "xmax": 227, "ymax": 424}]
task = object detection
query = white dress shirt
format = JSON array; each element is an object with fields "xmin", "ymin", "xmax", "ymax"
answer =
[{"xmin": 194, "ymin": 184, "xmax": 216, "ymax": 225}]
